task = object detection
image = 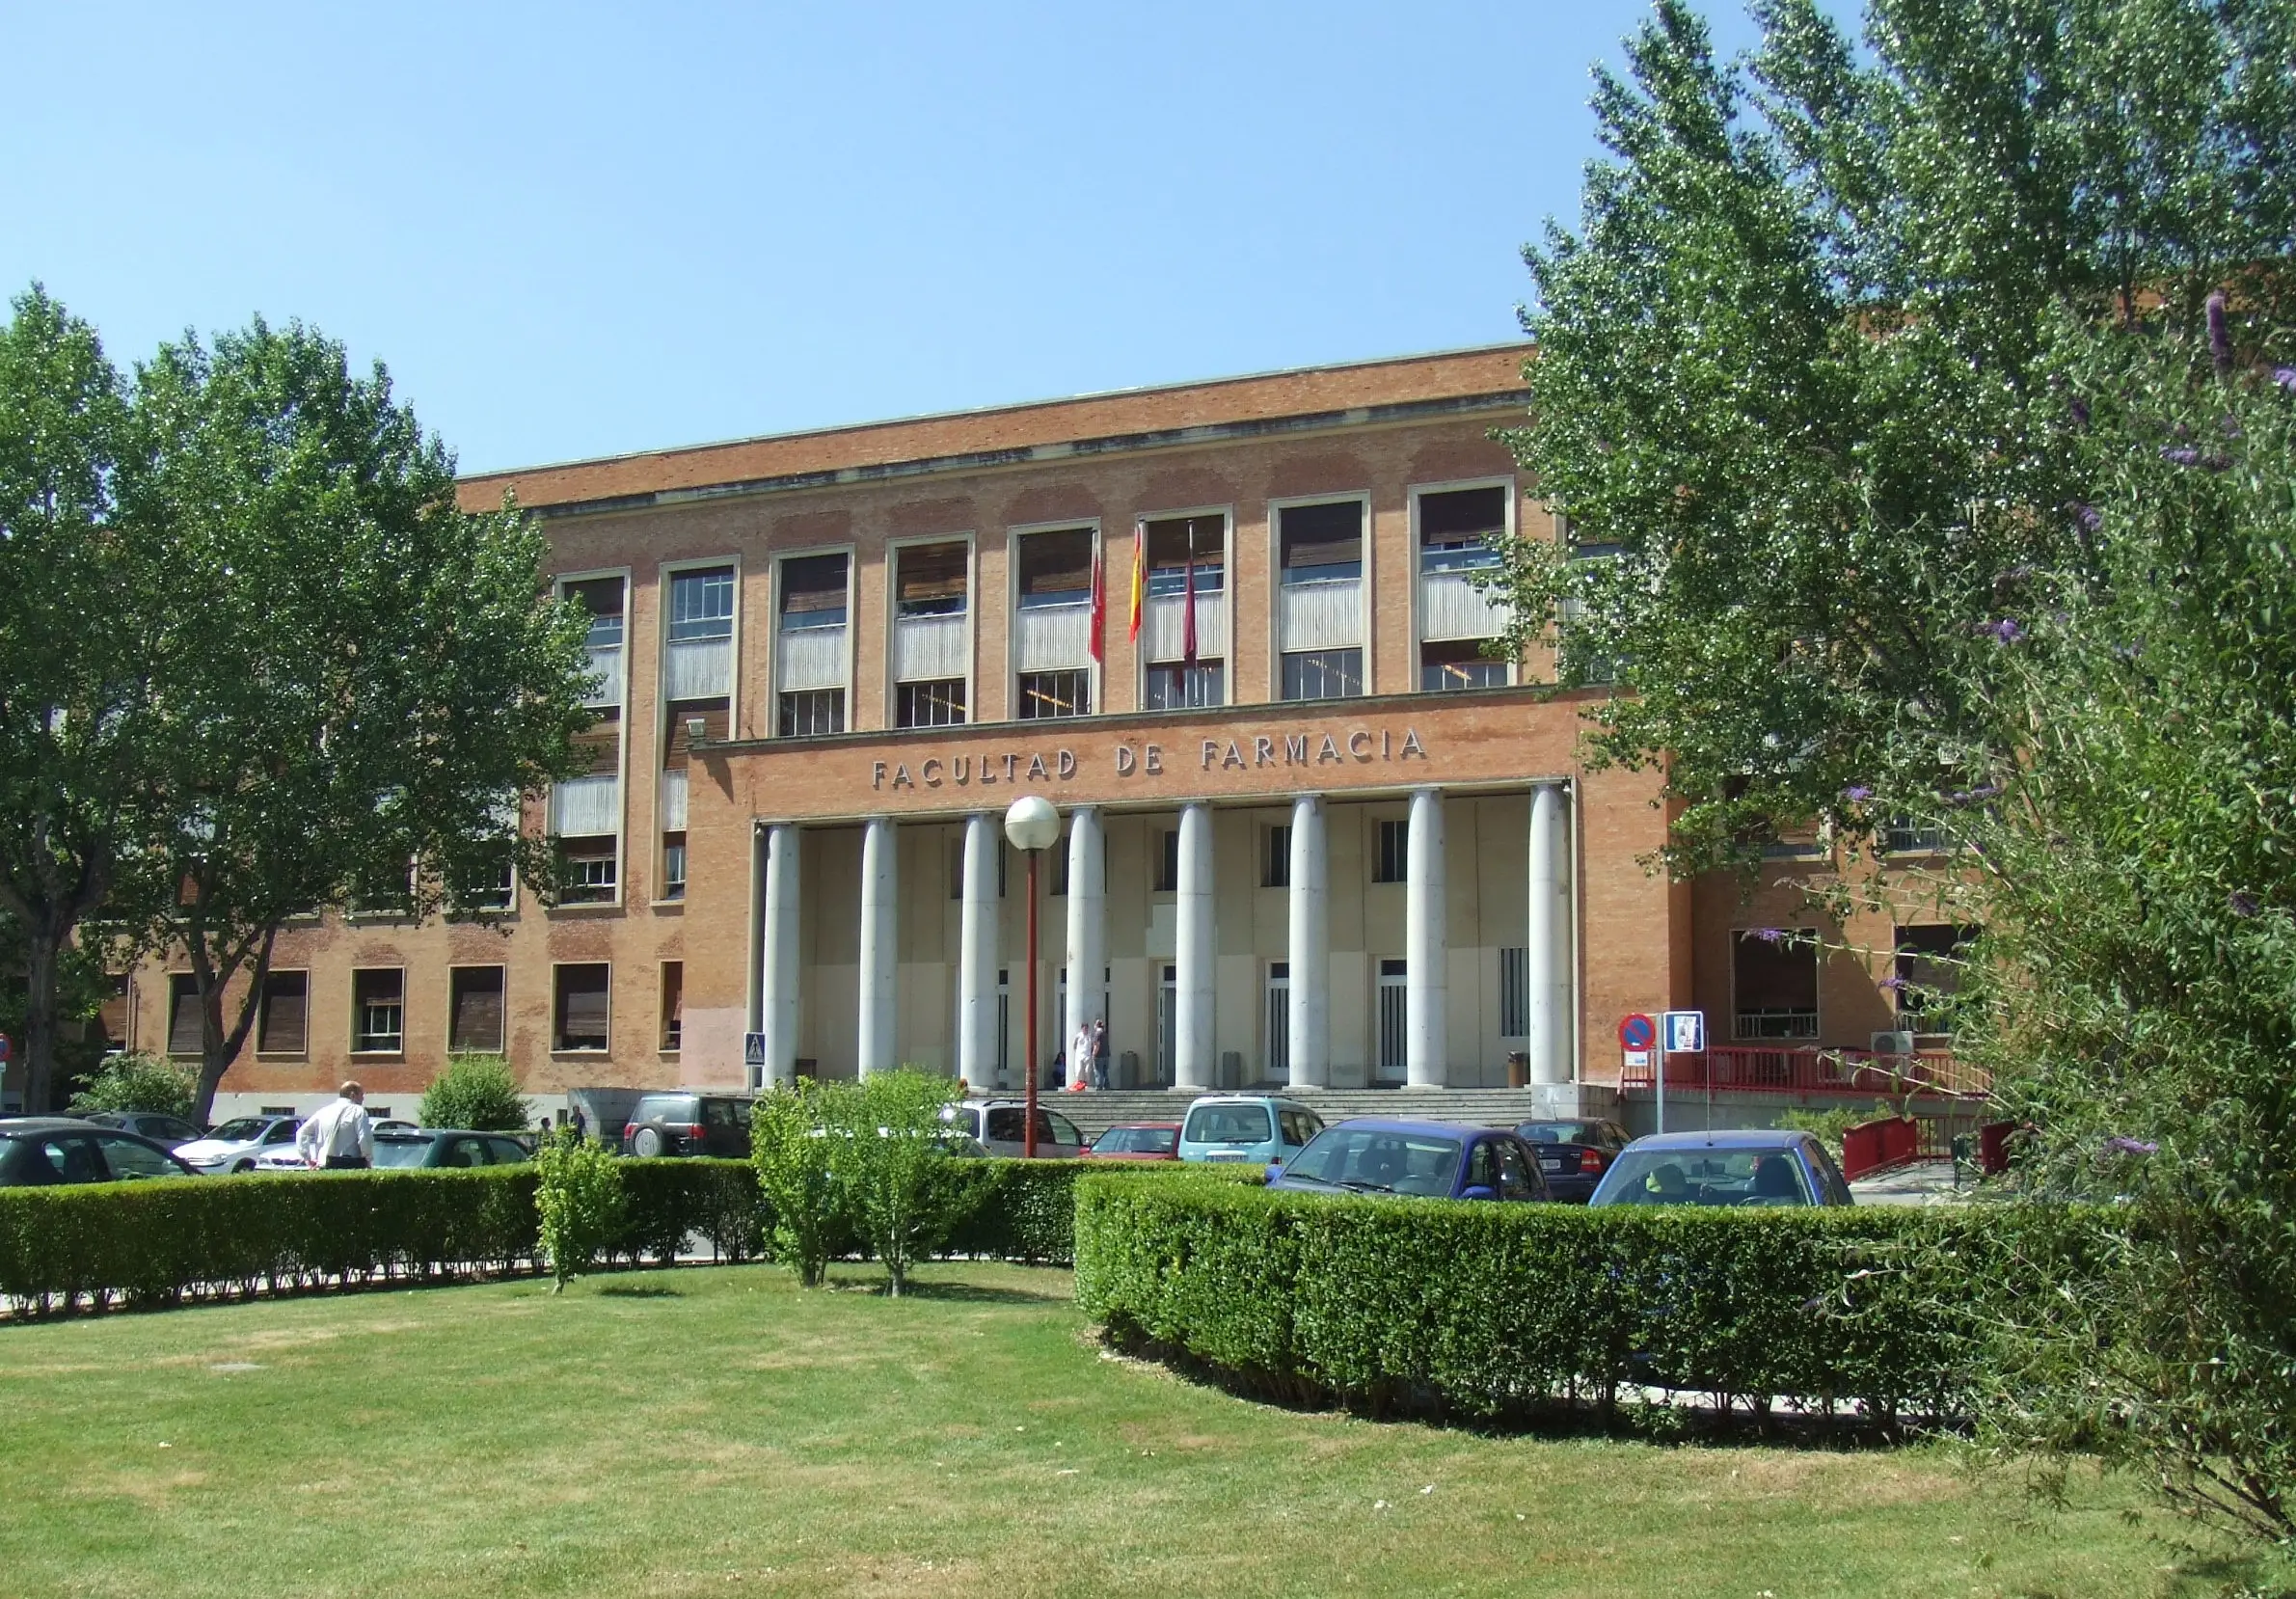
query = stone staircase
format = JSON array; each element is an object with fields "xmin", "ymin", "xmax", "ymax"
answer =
[{"xmin": 1020, "ymin": 1084, "xmax": 1617, "ymax": 1140}]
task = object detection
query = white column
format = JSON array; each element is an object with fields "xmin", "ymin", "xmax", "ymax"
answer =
[
  {"xmin": 958, "ymin": 812, "xmax": 1000, "ymax": 1089},
  {"xmin": 1287, "ymin": 794, "xmax": 1329, "ymax": 1089},
  {"xmin": 1175, "ymin": 801, "xmax": 1216, "ymax": 1091},
  {"xmin": 1528, "ymin": 781, "xmax": 1575, "ymax": 1085},
  {"xmin": 1063, "ymin": 805, "xmax": 1106, "ymax": 1055},
  {"xmin": 1406, "ymin": 787, "xmax": 1447, "ymax": 1087},
  {"xmin": 857, "ymin": 815, "xmax": 898, "ymax": 1077},
  {"xmin": 760, "ymin": 823, "xmax": 801, "ymax": 1088}
]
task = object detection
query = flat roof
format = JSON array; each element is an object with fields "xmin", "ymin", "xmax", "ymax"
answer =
[{"xmin": 456, "ymin": 342, "xmax": 1530, "ymax": 515}]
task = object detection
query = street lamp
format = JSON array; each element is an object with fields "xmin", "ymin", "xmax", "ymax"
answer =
[{"xmin": 1004, "ymin": 795, "xmax": 1061, "ymax": 1159}]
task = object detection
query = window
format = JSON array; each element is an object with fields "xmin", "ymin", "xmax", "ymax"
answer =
[
  {"xmin": 1278, "ymin": 501, "xmax": 1364, "ymax": 585},
  {"xmin": 1261, "ymin": 825, "xmax": 1291, "ymax": 888},
  {"xmin": 1018, "ymin": 668, "xmax": 1092, "ymax": 719},
  {"xmin": 1421, "ymin": 638, "xmax": 1508, "ymax": 691},
  {"xmin": 1144, "ymin": 513, "xmax": 1226, "ymax": 595},
  {"xmin": 166, "ymin": 974, "xmax": 202, "ymax": 1058},
  {"xmin": 448, "ymin": 966, "xmax": 506, "ymax": 1054},
  {"xmin": 1417, "ymin": 485, "xmax": 1507, "ymax": 573},
  {"xmin": 660, "ymin": 962, "xmax": 684, "ymax": 1052},
  {"xmin": 1282, "ymin": 647, "xmax": 1363, "ymax": 702},
  {"xmin": 662, "ymin": 833, "xmax": 687, "ymax": 901},
  {"xmin": 1733, "ymin": 930, "xmax": 1819, "ymax": 1040},
  {"xmin": 1048, "ymin": 845, "xmax": 1069, "ymax": 897},
  {"xmin": 559, "ymin": 837, "xmax": 617, "ymax": 904},
  {"xmin": 1894, "ymin": 925, "xmax": 1976, "ymax": 1036},
  {"xmin": 554, "ymin": 964, "xmax": 611, "ymax": 1052},
  {"xmin": 563, "ymin": 575, "xmax": 626, "ymax": 649},
  {"xmin": 352, "ymin": 969, "xmax": 404, "ymax": 1054},
  {"xmin": 896, "ymin": 540, "xmax": 968, "ymax": 618},
  {"xmin": 945, "ymin": 835, "xmax": 1006, "ymax": 900},
  {"xmin": 668, "ymin": 566, "xmax": 735, "ymax": 642},
  {"xmin": 1155, "ymin": 828, "xmax": 1179, "ymax": 893},
  {"xmin": 257, "ymin": 971, "xmax": 309, "ymax": 1056},
  {"xmin": 571, "ymin": 706, "xmax": 621, "ymax": 775},
  {"xmin": 463, "ymin": 852, "xmax": 515, "ymax": 914},
  {"xmin": 1373, "ymin": 819, "xmax": 1409, "ymax": 883},
  {"xmin": 1885, "ymin": 817, "xmax": 1946, "ymax": 854},
  {"xmin": 1015, "ymin": 528, "xmax": 1094, "ymax": 608},
  {"xmin": 1144, "ymin": 661, "xmax": 1224, "ymax": 710},
  {"xmin": 1499, "ymin": 947, "xmax": 1527, "ymax": 1037},
  {"xmin": 897, "ymin": 679, "xmax": 967, "ymax": 728},
  {"xmin": 779, "ymin": 553, "xmax": 848, "ymax": 630},
  {"xmin": 778, "ymin": 687, "xmax": 847, "ymax": 737},
  {"xmin": 98, "ymin": 973, "xmax": 131, "ymax": 1052}
]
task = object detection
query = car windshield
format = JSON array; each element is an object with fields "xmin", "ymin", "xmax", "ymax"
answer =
[
  {"xmin": 1517, "ymin": 1122, "xmax": 1598, "ymax": 1145},
  {"xmin": 206, "ymin": 1118, "xmax": 268, "ymax": 1143},
  {"xmin": 1284, "ymin": 1128, "xmax": 1464, "ymax": 1198},
  {"xmin": 372, "ymin": 1137, "xmax": 434, "ymax": 1170},
  {"xmin": 1184, "ymin": 1104, "xmax": 1273, "ymax": 1145},
  {"xmin": 1094, "ymin": 1126, "xmax": 1177, "ymax": 1155},
  {"xmin": 1599, "ymin": 1147, "xmax": 1810, "ymax": 1206}
]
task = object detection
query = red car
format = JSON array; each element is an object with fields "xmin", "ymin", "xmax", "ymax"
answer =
[{"xmin": 1085, "ymin": 1122, "xmax": 1182, "ymax": 1160}]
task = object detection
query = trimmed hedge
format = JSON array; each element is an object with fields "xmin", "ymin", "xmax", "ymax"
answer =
[
  {"xmin": 1075, "ymin": 1174, "xmax": 2049, "ymax": 1424},
  {"xmin": 0, "ymin": 1154, "xmax": 1230, "ymax": 1317}
]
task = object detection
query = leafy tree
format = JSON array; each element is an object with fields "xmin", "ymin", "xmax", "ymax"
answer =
[
  {"xmin": 748, "ymin": 1081, "xmax": 844, "ymax": 1287},
  {"xmin": 109, "ymin": 318, "xmax": 595, "ymax": 1124},
  {"xmin": 417, "ymin": 1054, "xmax": 531, "ymax": 1132},
  {"xmin": 533, "ymin": 1125, "xmax": 625, "ymax": 1294},
  {"xmin": 0, "ymin": 287, "xmax": 168, "ymax": 1112},
  {"xmin": 826, "ymin": 1070, "xmax": 963, "ymax": 1297},
  {"xmin": 66, "ymin": 1051, "xmax": 197, "ymax": 1119},
  {"xmin": 1493, "ymin": 0, "xmax": 2296, "ymax": 874}
]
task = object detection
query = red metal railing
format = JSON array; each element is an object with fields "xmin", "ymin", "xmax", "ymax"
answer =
[
  {"xmin": 1617, "ymin": 1046, "xmax": 1990, "ymax": 1100},
  {"xmin": 1841, "ymin": 1116, "xmax": 1921, "ymax": 1179}
]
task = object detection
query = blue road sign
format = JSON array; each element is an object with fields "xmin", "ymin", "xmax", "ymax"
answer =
[
  {"xmin": 1661, "ymin": 1010, "xmax": 1706, "ymax": 1053},
  {"xmin": 743, "ymin": 1032, "xmax": 767, "ymax": 1069}
]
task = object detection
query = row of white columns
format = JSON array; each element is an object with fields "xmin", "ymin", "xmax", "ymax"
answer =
[{"xmin": 748, "ymin": 782, "xmax": 1575, "ymax": 1089}]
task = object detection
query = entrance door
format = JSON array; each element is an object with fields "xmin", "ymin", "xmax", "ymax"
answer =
[
  {"xmin": 1265, "ymin": 962, "xmax": 1290, "ymax": 1084},
  {"xmin": 1376, "ymin": 959, "xmax": 1408, "ymax": 1084},
  {"xmin": 1155, "ymin": 964, "xmax": 1176, "ymax": 1087}
]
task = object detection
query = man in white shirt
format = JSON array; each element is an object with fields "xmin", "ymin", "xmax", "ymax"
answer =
[{"xmin": 297, "ymin": 1082, "xmax": 375, "ymax": 1170}]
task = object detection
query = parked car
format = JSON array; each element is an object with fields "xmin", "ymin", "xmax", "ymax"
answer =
[
  {"xmin": 1176, "ymin": 1096, "xmax": 1325, "ymax": 1166},
  {"xmin": 0, "ymin": 1118, "xmax": 199, "ymax": 1186},
  {"xmin": 1086, "ymin": 1122, "xmax": 1181, "ymax": 1160},
  {"xmin": 174, "ymin": 1114, "xmax": 302, "ymax": 1174},
  {"xmin": 1587, "ymin": 1129, "xmax": 1854, "ymax": 1208},
  {"xmin": 621, "ymin": 1093, "xmax": 754, "ymax": 1158},
  {"xmin": 1269, "ymin": 1118, "xmax": 1551, "ymax": 1202},
  {"xmin": 75, "ymin": 1109, "xmax": 205, "ymax": 1148},
  {"xmin": 257, "ymin": 1128, "xmax": 533, "ymax": 1171},
  {"xmin": 940, "ymin": 1099, "xmax": 1089, "ymax": 1158},
  {"xmin": 1512, "ymin": 1117, "xmax": 1634, "ymax": 1204}
]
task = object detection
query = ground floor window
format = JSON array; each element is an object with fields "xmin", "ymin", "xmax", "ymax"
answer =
[
  {"xmin": 1498, "ymin": 947, "xmax": 1527, "ymax": 1037},
  {"xmin": 896, "ymin": 678, "xmax": 967, "ymax": 727},
  {"xmin": 660, "ymin": 962, "xmax": 683, "ymax": 1052},
  {"xmin": 1282, "ymin": 647, "xmax": 1362, "ymax": 701},
  {"xmin": 166, "ymin": 974, "xmax": 203, "ymax": 1058},
  {"xmin": 1144, "ymin": 660, "xmax": 1224, "ymax": 710},
  {"xmin": 778, "ymin": 688, "xmax": 846, "ymax": 738},
  {"xmin": 352, "ymin": 968, "xmax": 404, "ymax": 1054},
  {"xmin": 1261, "ymin": 824, "xmax": 1290, "ymax": 888},
  {"xmin": 1420, "ymin": 637, "xmax": 1507, "ymax": 691},
  {"xmin": 1373, "ymin": 818, "xmax": 1409, "ymax": 883},
  {"xmin": 554, "ymin": 963, "xmax": 610, "ymax": 1052},
  {"xmin": 1017, "ymin": 669, "xmax": 1092, "ymax": 719},
  {"xmin": 1733, "ymin": 929, "xmax": 1819, "ymax": 1040},
  {"xmin": 1894, "ymin": 925, "xmax": 1976, "ymax": 1038},
  {"xmin": 257, "ymin": 970, "xmax": 309, "ymax": 1056},
  {"xmin": 448, "ymin": 965, "xmax": 505, "ymax": 1054}
]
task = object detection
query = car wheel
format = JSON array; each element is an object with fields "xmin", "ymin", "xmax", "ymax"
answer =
[
  {"xmin": 232, "ymin": 1159, "xmax": 255, "ymax": 1174},
  {"xmin": 631, "ymin": 1126, "xmax": 666, "ymax": 1158}
]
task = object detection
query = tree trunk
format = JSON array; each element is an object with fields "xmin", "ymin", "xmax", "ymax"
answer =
[
  {"xmin": 21, "ymin": 928, "xmax": 62, "ymax": 1114},
  {"xmin": 185, "ymin": 924, "xmax": 274, "ymax": 1127}
]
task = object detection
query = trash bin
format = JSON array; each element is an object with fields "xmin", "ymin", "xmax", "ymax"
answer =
[
  {"xmin": 1118, "ymin": 1049, "xmax": 1140, "ymax": 1090},
  {"xmin": 1505, "ymin": 1050, "xmax": 1529, "ymax": 1089}
]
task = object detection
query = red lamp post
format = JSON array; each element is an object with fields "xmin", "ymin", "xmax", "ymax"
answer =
[{"xmin": 1003, "ymin": 797, "xmax": 1062, "ymax": 1160}]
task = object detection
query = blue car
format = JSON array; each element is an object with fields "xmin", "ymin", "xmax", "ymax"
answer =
[
  {"xmin": 1176, "ymin": 1096, "xmax": 1325, "ymax": 1166},
  {"xmin": 1267, "ymin": 1118, "xmax": 1552, "ymax": 1202},
  {"xmin": 1586, "ymin": 1128, "xmax": 1854, "ymax": 1208}
]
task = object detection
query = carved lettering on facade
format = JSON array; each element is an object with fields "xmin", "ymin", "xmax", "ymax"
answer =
[{"xmin": 872, "ymin": 726, "xmax": 1432, "ymax": 790}]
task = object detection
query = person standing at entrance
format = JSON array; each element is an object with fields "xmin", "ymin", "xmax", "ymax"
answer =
[
  {"xmin": 1091, "ymin": 1018, "xmax": 1111, "ymax": 1091},
  {"xmin": 1069, "ymin": 1020, "xmax": 1094, "ymax": 1094},
  {"xmin": 297, "ymin": 1082, "xmax": 375, "ymax": 1170}
]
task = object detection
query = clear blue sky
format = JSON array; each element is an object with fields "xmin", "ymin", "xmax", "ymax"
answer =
[{"xmin": 2, "ymin": 1, "xmax": 1770, "ymax": 474}]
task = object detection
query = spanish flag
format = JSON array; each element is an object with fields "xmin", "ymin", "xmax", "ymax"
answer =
[{"xmin": 1126, "ymin": 518, "xmax": 1147, "ymax": 643}]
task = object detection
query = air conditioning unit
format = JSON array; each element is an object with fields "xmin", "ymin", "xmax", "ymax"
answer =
[{"xmin": 1871, "ymin": 1030, "xmax": 1916, "ymax": 1056}]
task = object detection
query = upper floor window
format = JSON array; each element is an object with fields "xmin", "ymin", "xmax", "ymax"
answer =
[
  {"xmin": 896, "ymin": 541, "xmax": 968, "ymax": 618},
  {"xmin": 1278, "ymin": 501, "xmax": 1363, "ymax": 586},
  {"xmin": 1418, "ymin": 485, "xmax": 1507, "ymax": 574},
  {"xmin": 1018, "ymin": 668, "xmax": 1092, "ymax": 719},
  {"xmin": 779, "ymin": 554, "xmax": 849, "ymax": 631},
  {"xmin": 668, "ymin": 566, "xmax": 735, "ymax": 642},
  {"xmin": 1016, "ymin": 528, "xmax": 1094, "ymax": 609},
  {"xmin": 1143, "ymin": 515, "xmax": 1225, "ymax": 596},
  {"xmin": 563, "ymin": 576, "xmax": 626, "ymax": 649}
]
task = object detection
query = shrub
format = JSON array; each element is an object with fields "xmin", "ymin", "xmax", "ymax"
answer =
[
  {"xmin": 65, "ymin": 1053, "xmax": 198, "ymax": 1119},
  {"xmin": 748, "ymin": 1083, "xmax": 844, "ymax": 1286},
  {"xmin": 533, "ymin": 1127, "xmax": 625, "ymax": 1293},
  {"xmin": 417, "ymin": 1054, "xmax": 530, "ymax": 1132},
  {"xmin": 825, "ymin": 1071, "xmax": 964, "ymax": 1296},
  {"xmin": 1076, "ymin": 1173, "xmax": 2034, "ymax": 1425}
]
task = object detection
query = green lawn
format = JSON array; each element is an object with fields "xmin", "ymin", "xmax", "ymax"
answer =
[{"xmin": 0, "ymin": 1261, "xmax": 2247, "ymax": 1598}]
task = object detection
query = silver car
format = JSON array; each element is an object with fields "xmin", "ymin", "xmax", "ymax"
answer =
[
  {"xmin": 173, "ymin": 1114, "xmax": 302, "ymax": 1174},
  {"xmin": 939, "ymin": 1100, "xmax": 1088, "ymax": 1158}
]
